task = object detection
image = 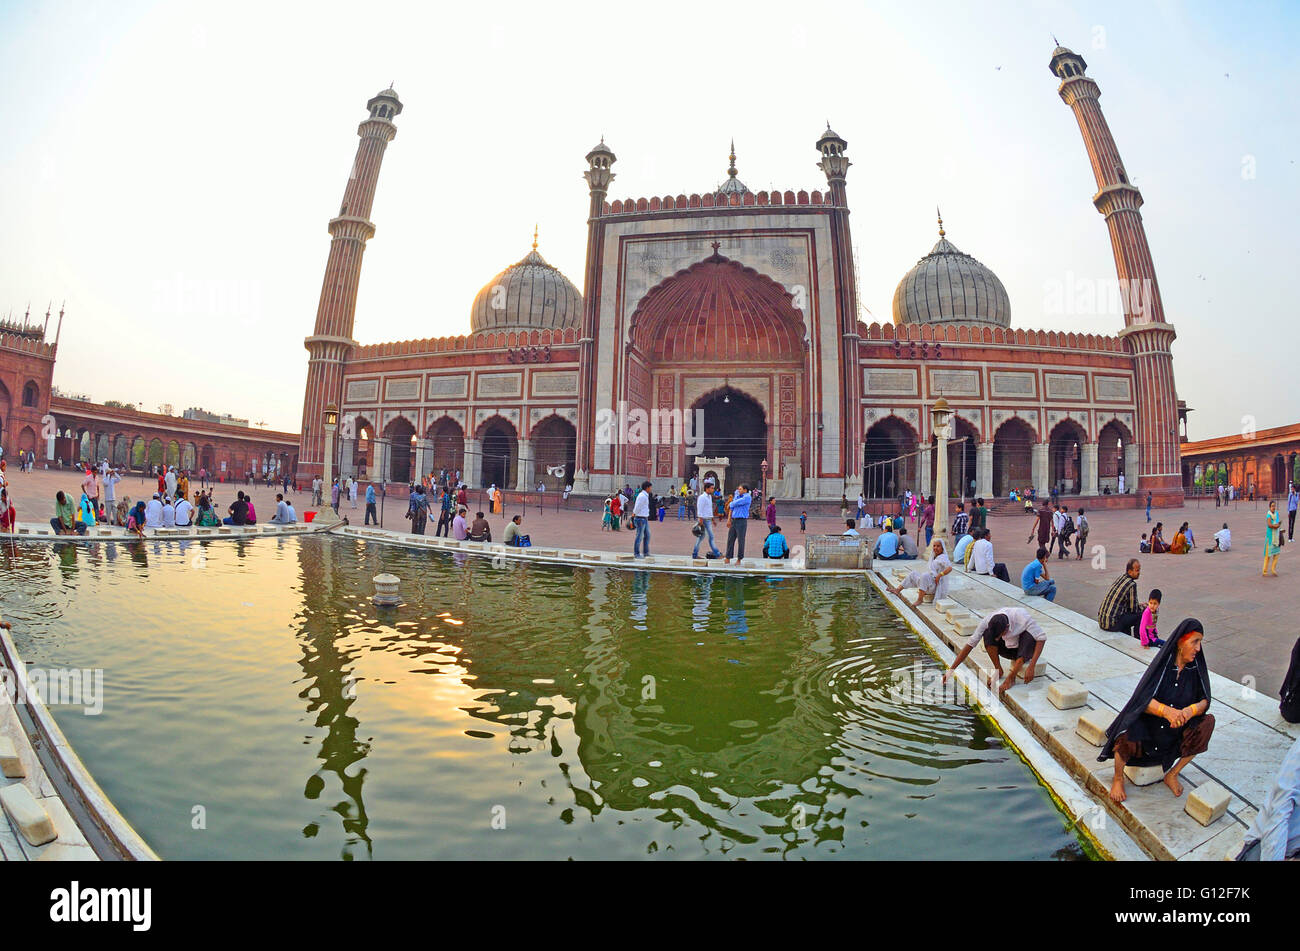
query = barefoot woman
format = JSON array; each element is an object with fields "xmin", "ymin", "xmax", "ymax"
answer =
[{"xmin": 1100, "ymin": 619, "xmax": 1215, "ymax": 803}]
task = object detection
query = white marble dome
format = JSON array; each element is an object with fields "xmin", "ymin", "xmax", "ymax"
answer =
[
  {"xmin": 892, "ymin": 230, "xmax": 1011, "ymax": 328},
  {"xmin": 470, "ymin": 248, "xmax": 583, "ymax": 333}
]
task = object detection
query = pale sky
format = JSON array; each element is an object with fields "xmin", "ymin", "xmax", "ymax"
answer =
[{"xmin": 1, "ymin": 0, "xmax": 1295, "ymax": 438}]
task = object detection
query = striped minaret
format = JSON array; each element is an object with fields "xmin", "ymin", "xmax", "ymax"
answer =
[
  {"xmin": 299, "ymin": 87, "xmax": 402, "ymax": 478},
  {"xmin": 574, "ymin": 138, "xmax": 616, "ymax": 488},
  {"xmin": 1050, "ymin": 46, "xmax": 1182, "ymax": 502}
]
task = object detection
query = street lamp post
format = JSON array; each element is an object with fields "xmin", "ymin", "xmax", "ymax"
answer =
[
  {"xmin": 931, "ymin": 397, "xmax": 952, "ymax": 556},
  {"xmin": 760, "ymin": 458, "xmax": 768, "ymax": 502},
  {"xmin": 318, "ymin": 403, "xmax": 342, "ymax": 526}
]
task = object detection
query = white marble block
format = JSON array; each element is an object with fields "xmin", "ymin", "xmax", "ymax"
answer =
[
  {"xmin": 1186, "ymin": 781, "xmax": 1231, "ymax": 827},
  {"xmin": 0, "ymin": 783, "xmax": 57, "ymax": 846},
  {"xmin": 0, "ymin": 736, "xmax": 24, "ymax": 778},
  {"xmin": 953, "ymin": 619, "xmax": 979, "ymax": 638},
  {"xmin": 1124, "ymin": 764, "xmax": 1166, "ymax": 786},
  {"xmin": 1075, "ymin": 708, "xmax": 1113, "ymax": 747},
  {"xmin": 933, "ymin": 598, "xmax": 958, "ymax": 613},
  {"xmin": 1048, "ymin": 680, "xmax": 1090, "ymax": 709}
]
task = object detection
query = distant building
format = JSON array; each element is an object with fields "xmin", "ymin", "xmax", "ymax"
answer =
[{"xmin": 183, "ymin": 407, "xmax": 250, "ymax": 428}]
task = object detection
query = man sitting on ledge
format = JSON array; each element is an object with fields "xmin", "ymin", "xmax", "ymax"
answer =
[
  {"xmin": 1206, "ymin": 523, "xmax": 1231, "ymax": 553},
  {"xmin": 872, "ymin": 525, "xmax": 902, "ymax": 560},
  {"xmin": 503, "ymin": 514, "xmax": 530, "ymax": 547},
  {"xmin": 943, "ymin": 606, "xmax": 1048, "ymax": 695},
  {"xmin": 1020, "ymin": 547, "xmax": 1056, "ymax": 601},
  {"xmin": 271, "ymin": 493, "xmax": 297, "ymax": 524},
  {"xmin": 469, "ymin": 511, "xmax": 492, "ymax": 542},
  {"xmin": 763, "ymin": 524, "xmax": 790, "ymax": 559}
]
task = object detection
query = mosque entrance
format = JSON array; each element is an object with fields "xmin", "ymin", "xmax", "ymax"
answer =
[
  {"xmin": 695, "ymin": 389, "xmax": 767, "ymax": 493},
  {"xmin": 479, "ymin": 419, "xmax": 518, "ymax": 490}
]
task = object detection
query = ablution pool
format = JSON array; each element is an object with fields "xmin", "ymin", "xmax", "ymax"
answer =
[{"xmin": 0, "ymin": 536, "xmax": 1093, "ymax": 859}]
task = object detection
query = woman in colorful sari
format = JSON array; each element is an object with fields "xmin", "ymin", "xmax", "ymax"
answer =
[
  {"xmin": 1101, "ymin": 619, "xmax": 1214, "ymax": 803},
  {"xmin": 885, "ymin": 538, "xmax": 953, "ymax": 607},
  {"xmin": 126, "ymin": 500, "xmax": 147, "ymax": 538},
  {"xmin": 1169, "ymin": 522, "xmax": 1189, "ymax": 554},
  {"xmin": 1149, "ymin": 521, "xmax": 1169, "ymax": 554},
  {"xmin": 1264, "ymin": 500, "xmax": 1282, "ymax": 576},
  {"xmin": 0, "ymin": 488, "xmax": 15, "ymax": 532},
  {"xmin": 601, "ymin": 498, "xmax": 614, "ymax": 531}
]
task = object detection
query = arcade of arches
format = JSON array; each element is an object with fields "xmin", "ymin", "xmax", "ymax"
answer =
[
  {"xmin": 861, "ymin": 413, "xmax": 1134, "ymax": 502},
  {"xmin": 1180, "ymin": 422, "xmax": 1300, "ymax": 499}
]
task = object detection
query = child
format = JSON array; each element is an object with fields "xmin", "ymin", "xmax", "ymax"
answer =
[
  {"xmin": 1139, "ymin": 590, "xmax": 1164, "ymax": 648},
  {"xmin": 1139, "ymin": 532, "xmax": 1150, "ymax": 553},
  {"xmin": 800, "ymin": 510, "xmax": 807, "ymax": 532},
  {"xmin": 601, "ymin": 498, "xmax": 613, "ymax": 531},
  {"xmin": 657, "ymin": 501, "xmax": 665, "ymax": 523}
]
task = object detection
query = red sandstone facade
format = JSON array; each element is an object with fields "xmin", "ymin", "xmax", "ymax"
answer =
[{"xmin": 299, "ymin": 51, "xmax": 1183, "ymax": 505}]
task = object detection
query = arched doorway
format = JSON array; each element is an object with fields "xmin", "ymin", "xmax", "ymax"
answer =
[
  {"xmin": 384, "ymin": 417, "xmax": 416, "ymax": 484},
  {"xmin": 18, "ymin": 426, "xmax": 36, "ymax": 454},
  {"xmin": 352, "ymin": 419, "xmax": 373, "ymax": 478},
  {"xmin": 530, "ymin": 415, "xmax": 576, "ymax": 488},
  {"xmin": 1048, "ymin": 419, "xmax": 1086, "ymax": 495},
  {"xmin": 1274, "ymin": 454, "xmax": 1287, "ymax": 496},
  {"xmin": 113, "ymin": 435, "xmax": 130, "ymax": 467},
  {"xmin": 95, "ymin": 433, "xmax": 110, "ymax": 463},
  {"xmin": 478, "ymin": 417, "xmax": 518, "ymax": 489},
  {"xmin": 0, "ymin": 381, "xmax": 9, "ymax": 450},
  {"xmin": 992, "ymin": 417, "xmax": 1035, "ymax": 498},
  {"xmin": 148, "ymin": 438, "xmax": 164, "ymax": 469},
  {"xmin": 183, "ymin": 443, "xmax": 197, "ymax": 470},
  {"xmin": 863, "ymin": 417, "xmax": 918, "ymax": 500},
  {"xmin": 695, "ymin": 388, "xmax": 767, "ymax": 493},
  {"xmin": 426, "ymin": 417, "xmax": 464, "ymax": 477},
  {"xmin": 937, "ymin": 417, "xmax": 979, "ymax": 501},
  {"xmin": 1097, "ymin": 419, "xmax": 1131, "ymax": 494},
  {"xmin": 132, "ymin": 436, "xmax": 146, "ymax": 468},
  {"xmin": 78, "ymin": 430, "xmax": 92, "ymax": 464}
]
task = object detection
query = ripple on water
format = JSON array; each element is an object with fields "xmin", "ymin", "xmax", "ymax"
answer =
[{"xmin": 0, "ymin": 538, "xmax": 1089, "ymax": 860}]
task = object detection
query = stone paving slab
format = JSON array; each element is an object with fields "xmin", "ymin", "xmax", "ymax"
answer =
[{"xmin": 868, "ymin": 566, "xmax": 1300, "ymax": 861}]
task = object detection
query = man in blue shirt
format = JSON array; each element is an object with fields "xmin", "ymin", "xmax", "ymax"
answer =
[
  {"xmin": 1288, "ymin": 485, "xmax": 1298, "ymax": 541},
  {"xmin": 763, "ymin": 525, "xmax": 789, "ymax": 559},
  {"xmin": 952, "ymin": 530, "xmax": 976, "ymax": 566},
  {"xmin": 1021, "ymin": 547, "xmax": 1056, "ymax": 601},
  {"xmin": 365, "ymin": 483, "xmax": 378, "ymax": 525},
  {"xmin": 436, "ymin": 486, "xmax": 455, "ymax": 537},
  {"xmin": 873, "ymin": 527, "xmax": 901, "ymax": 560},
  {"xmin": 724, "ymin": 485, "xmax": 752, "ymax": 564}
]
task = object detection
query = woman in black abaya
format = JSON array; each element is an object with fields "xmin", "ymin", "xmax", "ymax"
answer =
[{"xmin": 1100, "ymin": 618, "xmax": 1215, "ymax": 804}]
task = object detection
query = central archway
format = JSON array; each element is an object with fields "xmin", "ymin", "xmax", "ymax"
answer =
[
  {"xmin": 478, "ymin": 417, "xmax": 518, "ymax": 489},
  {"xmin": 863, "ymin": 417, "xmax": 918, "ymax": 500},
  {"xmin": 695, "ymin": 388, "xmax": 767, "ymax": 493}
]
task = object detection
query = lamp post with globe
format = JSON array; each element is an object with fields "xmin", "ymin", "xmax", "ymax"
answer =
[{"xmin": 931, "ymin": 397, "xmax": 953, "ymax": 555}]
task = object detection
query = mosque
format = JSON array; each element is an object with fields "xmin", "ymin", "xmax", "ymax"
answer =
[{"xmin": 298, "ymin": 45, "xmax": 1185, "ymax": 506}]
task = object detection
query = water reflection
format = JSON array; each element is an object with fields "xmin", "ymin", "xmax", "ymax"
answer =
[{"xmin": 0, "ymin": 537, "xmax": 1088, "ymax": 860}]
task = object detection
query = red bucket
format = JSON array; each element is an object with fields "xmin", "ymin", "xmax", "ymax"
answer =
[{"xmin": 304, "ymin": 510, "xmax": 317, "ymax": 523}]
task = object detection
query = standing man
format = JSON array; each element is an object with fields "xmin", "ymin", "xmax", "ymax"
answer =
[
  {"xmin": 951, "ymin": 501, "xmax": 969, "ymax": 539},
  {"xmin": 1146, "ymin": 490, "xmax": 1153, "ymax": 523},
  {"xmin": 331, "ymin": 478, "xmax": 341, "ymax": 515},
  {"xmin": 365, "ymin": 482, "xmax": 378, "ymax": 525},
  {"xmin": 436, "ymin": 485, "xmax": 454, "ymax": 537},
  {"xmin": 632, "ymin": 480, "xmax": 652, "ymax": 559},
  {"xmin": 1027, "ymin": 499, "xmax": 1053, "ymax": 551},
  {"xmin": 102, "ymin": 467, "xmax": 121, "ymax": 525},
  {"xmin": 921, "ymin": 495, "xmax": 935, "ymax": 545},
  {"xmin": 1118, "ymin": 472, "xmax": 1126, "ymax": 495},
  {"xmin": 1098, "ymin": 558, "xmax": 1143, "ymax": 638},
  {"xmin": 693, "ymin": 479, "xmax": 721, "ymax": 559},
  {"xmin": 724, "ymin": 484, "xmax": 752, "ymax": 564},
  {"xmin": 1288, "ymin": 484, "xmax": 1298, "ymax": 541}
]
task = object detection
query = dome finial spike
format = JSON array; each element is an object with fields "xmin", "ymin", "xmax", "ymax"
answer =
[
  {"xmin": 532, "ymin": 223, "xmax": 538, "ymax": 251},
  {"xmin": 936, "ymin": 205, "xmax": 945, "ymax": 237},
  {"xmin": 728, "ymin": 139, "xmax": 737, "ymax": 178}
]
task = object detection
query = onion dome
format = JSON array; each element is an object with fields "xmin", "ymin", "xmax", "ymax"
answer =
[
  {"xmin": 470, "ymin": 230, "xmax": 583, "ymax": 333},
  {"xmin": 891, "ymin": 211, "xmax": 1011, "ymax": 328}
]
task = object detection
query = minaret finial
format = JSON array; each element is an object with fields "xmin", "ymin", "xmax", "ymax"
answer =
[
  {"xmin": 728, "ymin": 139, "xmax": 737, "ymax": 179},
  {"xmin": 532, "ymin": 223, "xmax": 538, "ymax": 251},
  {"xmin": 1052, "ymin": 33, "xmax": 1059, "ymax": 46},
  {"xmin": 936, "ymin": 205, "xmax": 945, "ymax": 237}
]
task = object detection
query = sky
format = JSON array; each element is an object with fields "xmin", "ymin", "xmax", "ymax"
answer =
[{"xmin": 0, "ymin": 0, "xmax": 1295, "ymax": 438}]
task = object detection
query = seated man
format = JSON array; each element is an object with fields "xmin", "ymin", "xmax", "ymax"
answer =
[
  {"xmin": 842, "ymin": 518, "xmax": 860, "ymax": 537},
  {"xmin": 1098, "ymin": 559, "xmax": 1143, "ymax": 639},
  {"xmin": 1206, "ymin": 522, "xmax": 1231, "ymax": 553},
  {"xmin": 145, "ymin": 493, "xmax": 165, "ymax": 529},
  {"xmin": 943, "ymin": 606, "xmax": 1048, "ymax": 695},
  {"xmin": 872, "ymin": 526, "xmax": 901, "ymax": 560},
  {"xmin": 898, "ymin": 526, "xmax": 918, "ymax": 559},
  {"xmin": 967, "ymin": 528, "xmax": 1011, "ymax": 583},
  {"xmin": 1101, "ymin": 620, "xmax": 1215, "ymax": 803},
  {"xmin": 1020, "ymin": 547, "xmax": 1056, "ymax": 601},
  {"xmin": 469, "ymin": 511, "xmax": 492, "ymax": 542},
  {"xmin": 452, "ymin": 507, "xmax": 469, "ymax": 541},
  {"xmin": 763, "ymin": 524, "xmax": 790, "ymax": 559},
  {"xmin": 160, "ymin": 496, "xmax": 176, "ymax": 528},
  {"xmin": 1235, "ymin": 733, "xmax": 1300, "ymax": 860},
  {"xmin": 223, "ymin": 492, "xmax": 250, "ymax": 526},
  {"xmin": 174, "ymin": 494, "xmax": 194, "ymax": 527},
  {"xmin": 503, "ymin": 514, "xmax": 529, "ymax": 547},
  {"xmin": 270, "ymin": 493, "xmax": 297, "ymax": 524},
  {"xmin": 50, "ymin": 490, "xmax": 86, "ymax": 536}
]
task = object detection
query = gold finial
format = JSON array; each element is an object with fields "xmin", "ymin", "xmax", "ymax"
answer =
[
  {"xmin": 936, "ymin": 205, "xmax": 945, "ymax": 237},
  {"xmin": 728, "ymin": 139, "xmax": 737, "ymax": 178},
  {"xmin": 532, "ymin": 223, "xmax": 538, "ymax": 251}
]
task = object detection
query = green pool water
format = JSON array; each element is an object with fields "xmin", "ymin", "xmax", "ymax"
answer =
[{"xmin": 0, "ymin": 536, "xmax": 1092, "ymax": 859}]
